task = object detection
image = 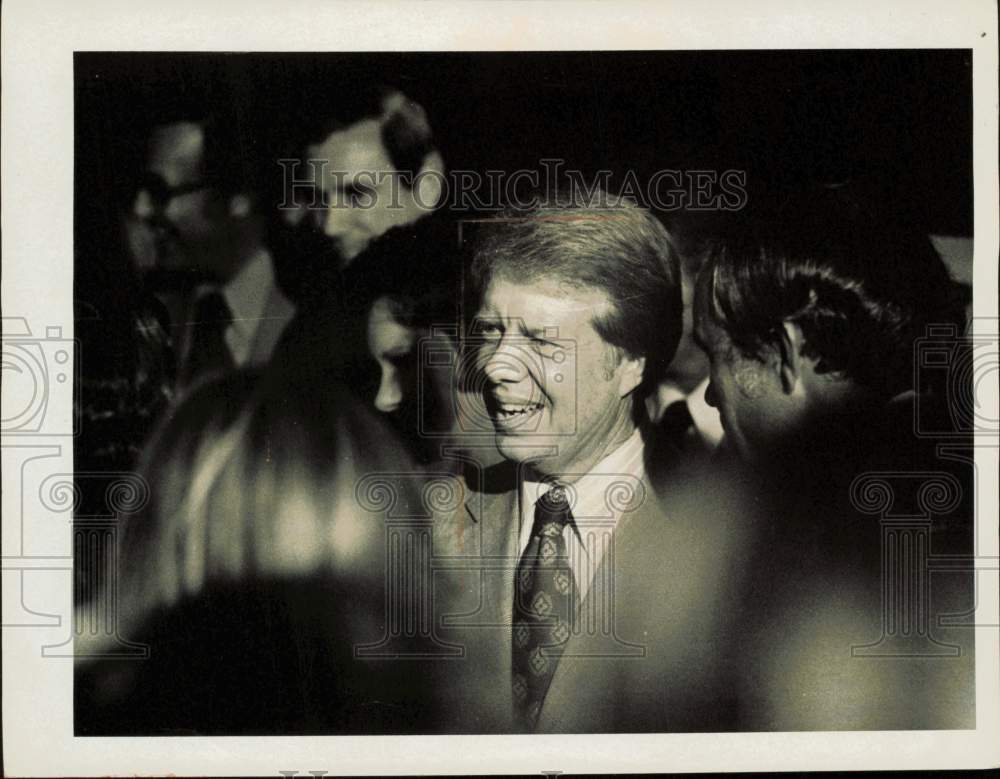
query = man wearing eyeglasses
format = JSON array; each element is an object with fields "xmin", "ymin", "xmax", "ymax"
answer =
[{"xmin": 128, "ymin": 115, "xmax": 295, "ymax": 391}]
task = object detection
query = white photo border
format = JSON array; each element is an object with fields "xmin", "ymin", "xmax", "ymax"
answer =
[{"xmin": 2, "ymin": 0, "xmax": 998, "ymax": 775}]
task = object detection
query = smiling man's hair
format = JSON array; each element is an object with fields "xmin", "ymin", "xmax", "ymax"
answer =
[{"xmin": 469, "ymin": 191, "xmax": 683, "ymax": 397}]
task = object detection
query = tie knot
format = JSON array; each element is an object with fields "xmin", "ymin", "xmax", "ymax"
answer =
[
  {"xmin": 533, "ymin": 482, "xmax": 572, "ymax": 535},
  {"xmin": 541, "ymin": 483, "xmax": 569, "ymax": 509}
]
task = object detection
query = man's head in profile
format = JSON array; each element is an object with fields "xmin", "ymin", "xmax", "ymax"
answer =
[
  {"xmin": 693, "ymin": 190, "xmax": 966, "ymax": 466},
  {"xmin": 276, "ymin": 88, "xmax": 445, "ymax": 272},
  {"xmin": 468, "ymin": 193, "xmax": 683, "ymax": 478}
]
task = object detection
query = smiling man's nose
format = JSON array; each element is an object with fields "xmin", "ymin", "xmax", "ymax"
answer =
[{"xmin": 482, "ymin": 339, "xmax": 532, "ymax": 385}]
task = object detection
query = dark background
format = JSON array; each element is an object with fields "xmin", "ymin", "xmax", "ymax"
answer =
[
  {"xmin": 74, "ymin": 49, "xmax": 975, "ymax": 405},
  {"xmin": 71, "ymin": 50, "xmax": 977, "ymax": 738},
  {"xmin": 75, "ymin": 49, "xmax": 973, "ymax": 235}
]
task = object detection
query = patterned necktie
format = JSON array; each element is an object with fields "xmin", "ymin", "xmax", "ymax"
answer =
[
  {"xmin": 512, "ymin": 482, "xmax": 579, "ymax": 731},
  {"xmin": 179, "ymin": 291, "xmax": 234, "ymax": 388}
]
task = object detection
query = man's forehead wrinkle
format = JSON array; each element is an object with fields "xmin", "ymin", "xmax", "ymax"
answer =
[
  {"xmin": 489, "ymin": 300, "xmax": 602, "ymax": 323},
  {"xmin": 565, "ymin": 295, "xmax": 611, "ymax": 316},
  {"xmin": 497, "ymin": 275, "xmax": 611, "ymax": 309},
  {"xmin": 481, "ymin": 279, "xmax": 613, "ymax": 344}
]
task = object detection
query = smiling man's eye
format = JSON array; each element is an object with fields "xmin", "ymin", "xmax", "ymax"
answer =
[
  {"xmin": 478, "ymin": 321, "xmax": 503, "ymax": 338},
  {"xmin": 530, "ymin": 338, "xmax": 562, "ymax": 358}
]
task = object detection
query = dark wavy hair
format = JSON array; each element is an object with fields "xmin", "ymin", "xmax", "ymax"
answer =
[
  {"xmin": 704, "ymin": 191, "xmax": 968, "ymax": 398},
  {"xmin": 469, "ymin": 191, "xmax": 683, "ymax": 399}
]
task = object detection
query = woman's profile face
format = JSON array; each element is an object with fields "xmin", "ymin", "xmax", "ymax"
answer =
[{"xmin": 366, "ymin": 295, "xmax": 419, "ymax": 415}]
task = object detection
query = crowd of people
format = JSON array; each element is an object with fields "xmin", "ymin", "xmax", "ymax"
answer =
[{"xmin": 74, "ymin": 76, "xmax": 975, "ymax": 735}]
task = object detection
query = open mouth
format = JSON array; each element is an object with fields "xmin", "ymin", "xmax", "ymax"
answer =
[{"xmin": 490, "ymin": 398, "xmax": 544, "ymax": 427}]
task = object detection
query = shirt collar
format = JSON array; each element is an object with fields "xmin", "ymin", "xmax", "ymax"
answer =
[
  {"xmin": 520, "ymin": 427, "xmax": 646, "ymax": 531},
  {"xmin": 220, "ymin": 246, "xmax": 273, "ymax": 344}
]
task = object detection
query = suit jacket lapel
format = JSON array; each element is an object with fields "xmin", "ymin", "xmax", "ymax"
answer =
[
  {"xmin": 538, "ymin": 473, "xmax": 661, "ymax": 730},
  {"xmin": 247, "ymin": 281, "xmax": 296, "ymax": 366},
  {"xmin": 442, "ymin": 479, "xmax": 520, "ymax": 726},
  {"xmin": 465, "ymin": 483, "xmax": 520, "ymax": 638}
]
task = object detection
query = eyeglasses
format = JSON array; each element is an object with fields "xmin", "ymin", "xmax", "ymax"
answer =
[{"xmin": 135, "ymin": 172, "xmax": 214, "ymax": 210}]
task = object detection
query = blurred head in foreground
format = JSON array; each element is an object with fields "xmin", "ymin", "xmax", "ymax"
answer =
[
  {"xmin": 124, "ymin": 366, "xmax": 423, "ymax": 617},
  {"xmin": 77, "ymin": 367, "xmax": 437, "ymax": 733}
]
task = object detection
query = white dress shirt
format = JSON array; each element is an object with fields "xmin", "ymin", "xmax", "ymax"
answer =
[
  {"xmin": 182, "ymin": 246, "xmax": 292, "ymax": 371},
  {"xmin": 518, "ymin": 427, "xmax": 647, "ymax": 602},
  {"xmin": 216, "ymin": 247, "xmax": 276, "ymax": 366}
]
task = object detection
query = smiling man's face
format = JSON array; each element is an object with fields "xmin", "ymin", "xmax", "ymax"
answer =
[{"xmin": 475, "ymin": 277, "xmax": 640, "ymax": 478}]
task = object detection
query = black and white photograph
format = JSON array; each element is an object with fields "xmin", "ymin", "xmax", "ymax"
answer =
[{"xmin": 2, "ymin": 1, "xmax": 998, "ymax": 775}]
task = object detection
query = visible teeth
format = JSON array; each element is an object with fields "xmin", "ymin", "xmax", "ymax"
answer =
[{"xmin": 496, "ymin": 402, "xmax": 542, "ymax": 419}]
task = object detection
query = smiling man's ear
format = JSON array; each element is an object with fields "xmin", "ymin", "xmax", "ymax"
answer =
[
  {"xmin": 618, "ymin": 354, "xmax": 646, "ymax": 397},
  {"xmin": 776, "ymin": 320, "xmax": 806, "ymax": 395}
]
